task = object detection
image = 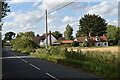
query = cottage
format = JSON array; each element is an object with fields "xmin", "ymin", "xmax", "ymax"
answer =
[
  {"xmin": 74, "ymin": 36, "xmax": 108, "ymax": 46},
  {"xmin": 31, "ymin": 31, "xmax": 57, "ymax": 47}
]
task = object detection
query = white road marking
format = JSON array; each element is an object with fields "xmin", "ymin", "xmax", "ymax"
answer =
[
  {"xmin": 6, "ymin": 51, "xmax": 58, "ymax": 80},
  {"xmin": 46, "ymin": 73, "xmax": 58, "ymax": 80},
  {"xmin": 22, "ymin": 59, "xmax": 28, "ymax": 63},
  {"xmin": 29, "ymin": 64, "xmax": 41, "ymax": 70}
]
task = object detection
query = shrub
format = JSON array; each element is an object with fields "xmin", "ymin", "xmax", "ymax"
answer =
[
  {"xmin": 11, "ymin": 36, "xmax": 39, "ymax": 50},
  {"xmin": 81, "ymin": 41, "xmax": 88, "ymax": 47},
  {"xmin": 71, "ymin": 41, "xmax": 79, "ymax": 47}
]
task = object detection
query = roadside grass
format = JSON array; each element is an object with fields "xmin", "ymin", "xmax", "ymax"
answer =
[{"xmin": 30, "ymin": 46, "xmax": 120, "ymax": 78}]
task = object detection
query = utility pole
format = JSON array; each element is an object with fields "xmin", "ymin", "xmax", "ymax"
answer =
[{"xmin": 45, "ymin": 9, "xmax": 48, "ymax": 49}]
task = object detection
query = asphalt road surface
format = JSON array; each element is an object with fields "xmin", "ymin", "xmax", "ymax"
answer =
[{"xmin": 1, "ymin": 46, "xmax": 102, "ymax": 80}]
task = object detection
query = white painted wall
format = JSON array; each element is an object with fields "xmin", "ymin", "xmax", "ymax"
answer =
[
  {"xmin": 94, "ymin": 42, "xmax": 108, "ymax": 46},
  {"xmin": 40, "ymin": 35, "xmax": 57, "ymax": 47}
]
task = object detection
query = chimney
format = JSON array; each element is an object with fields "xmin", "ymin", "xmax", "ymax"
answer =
[
  {"xmin": 103, "ymin": 34, "xmax": 105, "ymax": 36},
  {"xmin": 89, "ymin": 33, "xmax": 91, "ymax": 37},
  {"xmin": 49, "ymin": 31, "xmax": 52, "ymax": 45}
]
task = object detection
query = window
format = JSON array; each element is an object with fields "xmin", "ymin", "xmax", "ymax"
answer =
[
  {"xmin": 104, "ymin": 43, "xmax": 107, "ymax": 45},
  {"xmin": 98, "ymin": 44, "xmax": 100, "ymax": 46}
]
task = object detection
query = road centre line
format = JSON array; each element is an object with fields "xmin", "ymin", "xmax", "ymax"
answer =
[
  {"xmin": 8, "ymin": 51, "xmax": 58, "ymax": 79},
  {"xmin": 46, "ymin": 73, "xmax": 58, "ymax": 80},
  {"xmin": 22, "ymin": 59, "xmax": 28, "ymax": 63},
  {"xmin": 29, "ymin": 64, "xmax": 41, "ymax": 71}
]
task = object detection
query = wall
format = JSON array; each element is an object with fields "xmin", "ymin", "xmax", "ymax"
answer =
[
  {"xmin": 40, "ymin": 35, "xmax": 57, "ymax": 46},
  {"xmin": 94, "ymin": 42, "xmax": 108, "ymax": 46}
]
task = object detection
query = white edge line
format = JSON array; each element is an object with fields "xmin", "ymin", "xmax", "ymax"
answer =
[{"xmin": 46, "ymin": 73, "xmax": 58, "ymax": 80}]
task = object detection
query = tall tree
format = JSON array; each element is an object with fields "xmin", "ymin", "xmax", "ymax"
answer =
[
  {"xmin": 76, "ymin": 30, "xmax": 87, "ymax": 37},
  {"xmin": 64, "ymin": 24, "xmax": 73, "ymax": 40},
  {"xmin": 52, "ymin": 31, "xmax": 62, "ymax": 39},
  {"xmin": 17, "ymin": 31, "xmax": 35, "ymax": 38},
  {"xmin": 4, "ymin": 31, "xmax": 16, "ymax": 41},
  {"xmin": 78, "ymin": 14, "xmax": 107, "ymax": 37},
  {"xmin": 106, "ymin": 25, "xmax": 120, "ymax": 45},
  {"xmin": 0, "ymin": 1, "xmax": 10, "ymax": 30},
  {"xmin": 1, "ymin": 1, "xmax": 10, "ymax": 18}
]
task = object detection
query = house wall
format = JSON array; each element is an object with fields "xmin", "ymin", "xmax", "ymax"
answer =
[
  {"xmin": 94, "ymin": 42, "xmax": 108, "ymax": 46},
  {"xmin": 40, "ymin": 35, "xmax": 57, "ymax": 46}
]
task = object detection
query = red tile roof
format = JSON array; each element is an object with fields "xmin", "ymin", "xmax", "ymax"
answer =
[{"xmin": 75, "ymin": 36, "xmax": 108, "ymax": 42}]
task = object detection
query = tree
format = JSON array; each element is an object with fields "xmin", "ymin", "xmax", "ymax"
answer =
[
  {"xmin": 71, "ymin": 41, "xmax": 79, "ymax": 47},
  {"xmin": 64, "ymin": 24, "xmax": 73, "ymax": 40},
  {"xmin": 106, "ymin": 25, "xmax": 119, "ymax": 45},
  {"xmin": 1, "ymin": 1, "xmax": 10, "ymax": 18},
  {"xmin": 76, "ymin": 30, "xmax": 87, "ymax": 37},
  {"xmin": 52, "ymin": 31, "xmax": 62, "ymax": 39},
  {"xmin": 17, "ymin": 31, "xmax": 35, "ymax": 38},
  {"xmin": 79, "ymin": 14, "xmax": 107, "ymax": 37},
  {"xmin": 11, "ymin": 37, "xmax": 38, "ymax": 50},
  {"xmin": 4, "ymin": 31, "xmax": 16, "ymax": 41},
  {"xmin": 0, "ymin": 1, "xmax": 10, "ymax": 30}
]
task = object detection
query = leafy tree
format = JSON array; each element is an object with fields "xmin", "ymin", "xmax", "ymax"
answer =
[
  {"xmin": 11, "ymin": 37, "xmax": 38, "ymax": 50},
  {"xmin": 115, "ymin": 27, "xmax": 120, "ymax": 45},
  {"xmin": 76, "ymin": 30, "xmax": 87, "ymax": 37},
  {"xmin": 52, "ymin": 31, "xmax": 62, "ymax": 39},
  {"xmin": 0, "ymin": 1, "xmax": 10, "ymax": 30},
  {"xmin": 106, "ymin": 25, "xmax": 119, "ymax": 45},
  {"xmin": 79, "ymin": 14, "xmax": 107, "ymax": 37},
  {"xmin": 64, "ymin": 24, "xmax": 73, "ymax": 40},
  {"xmin": 1, "ymin": 1, "xmax": 10, "ymax": 18},
  {"xmin": 17, "ymin": 31, "xmax": 35, "ymax": 38},
  {"xmin": 4, "ymin": 31, "xmax": 16, "ymax": 41}
]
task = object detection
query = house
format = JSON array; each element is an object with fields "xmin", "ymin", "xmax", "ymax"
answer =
[
  {"xmin": 31, "ymin": 31, "xmax": 57, "ymax": 47},
  {"xmin": 74, "ymin": 36, "xmax": 108, "ymax": 46}
]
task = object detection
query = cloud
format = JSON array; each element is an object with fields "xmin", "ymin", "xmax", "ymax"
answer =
[
  {"xmin": 62, "ymin": 16, "xmax": 77, "ymax": 23},
  {"xmin": 2, "ymin": 10, "xmax": 45, "ymax": 35},
  {"xmin": 6, "ymin": 10, "xmax": 43, "ymax": 25},
  {"xmin": 9, "ymin": 0, "xmax": 43, "ymax": 4},
  {"xmin": 88, "ymin": 2, "xmax": 118, "ymax": 17},
  {"xmin": 107, "ymin": 19, "xmax": 118, "ymax": 26}
]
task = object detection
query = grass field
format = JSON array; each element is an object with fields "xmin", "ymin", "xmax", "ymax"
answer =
[{"xmin": 68, "ymin": 46, "xmax": 118, "ymax": 54}]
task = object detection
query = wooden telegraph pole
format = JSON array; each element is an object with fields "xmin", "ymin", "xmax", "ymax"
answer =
[{"xmin": 45, "ymin": 9, "xmax": 48, "ymax": 49}]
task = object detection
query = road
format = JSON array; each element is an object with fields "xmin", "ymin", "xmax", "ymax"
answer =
[{"xmin": 1, "ymin": 46, "xmax": 101, "ymax": 80}]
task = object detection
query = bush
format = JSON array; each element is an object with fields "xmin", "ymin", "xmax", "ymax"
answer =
[
  {"xmin": 71, "ymin": 41, "xmax": 79, "ymax": 47},
  {"xmin": 81, "ymin": 41, "xmax": 88, "ymax": 47},
  {"xmin": 11, "ymin": 36, "xmax": 39, "ymax": 54},
  {"xmin": 11, "ymin": 36, "xmax": 39, "ymax": 50}
]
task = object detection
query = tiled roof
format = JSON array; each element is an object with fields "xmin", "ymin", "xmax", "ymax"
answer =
[
  {"xmin": 31, "ymin": 36, "xmax": 42, "ymax": 44},
  {"xmin": 75, "ymin": 36, "xmax": 108, "ymax": 42},
  {"xmin": 58, "ymin": 37, "xmax": 65, "ymax": 41},
  {"xmin": 31, "ymin": 33, "xmax": 55, "ymax": 44},
  {"xmin": 61, "ymin": 40, "xmax": 73, "ymax": 44}
]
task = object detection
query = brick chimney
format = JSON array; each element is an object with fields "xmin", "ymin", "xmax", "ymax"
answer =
[{"xmin": 89, "ymin": 33, "xmax": 91, "ymax": 37}]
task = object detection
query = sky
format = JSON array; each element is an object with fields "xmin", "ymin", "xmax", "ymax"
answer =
[{"xmin": 1, "ymin": 0, "xmax": 119, "ymax": 38}]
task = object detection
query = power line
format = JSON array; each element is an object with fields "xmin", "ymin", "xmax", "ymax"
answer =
[{"xmin": 38, "ymin": 0, "xmax": 77, "ymax": 20}]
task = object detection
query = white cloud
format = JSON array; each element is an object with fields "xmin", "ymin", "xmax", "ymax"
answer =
[
  {"xmin": 2, "ymin": 10, "xmax": 45, "ymax": 35},
  {"xmin": 62, "ymin": 16, "xmax": 77, "ymax": 23},
  {"xmin": 107, "ymin": 19, "xmax": 118, "ymax": 26},
  {"xmin": 88, "ymin": 2, "xmax": 118, "ymax": 17}
]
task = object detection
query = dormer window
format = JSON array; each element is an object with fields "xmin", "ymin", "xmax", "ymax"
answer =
[
  {"xmin": 95, "ymin": 37, "xmax": 100, "ymax": 41},
  {"xmin": 85, "ymin": 37, "xmax": 90, "ymax": 41}
]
